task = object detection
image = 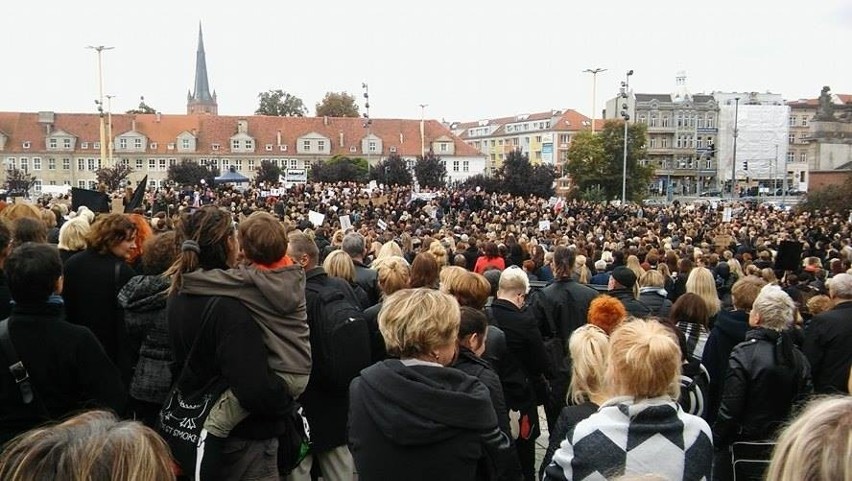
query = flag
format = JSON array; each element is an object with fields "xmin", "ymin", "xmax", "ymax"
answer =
[
  {"xmin": 71, "ymin": 187, "xmax": 110, "ymax": 213},
  {"xmin": 124, "ymin": 175, "xmax": 148, "ymax": 213}
]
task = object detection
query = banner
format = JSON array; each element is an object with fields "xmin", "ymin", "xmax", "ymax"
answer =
[
  {"xmin": 377, "ymin": 219, "xmax": 388, "ymax": 230},
  {"xmin": 308, "ymin": 210, "xmax": 325, "ymax": 227},
  {"xmin": 538, "ymin": 220, "xmax": 551, "ymax": 232},
  {"xmin": 722, "ymin": 207, "xmax": 732, "ymax": 223}
]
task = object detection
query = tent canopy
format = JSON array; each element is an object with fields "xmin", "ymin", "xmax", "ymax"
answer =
[{"xmin": 214, "ymin": 167, "xmax": 250, "ymax": 184}]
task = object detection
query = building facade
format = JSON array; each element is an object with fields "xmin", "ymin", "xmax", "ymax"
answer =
[
  {"xmin": 788, "ymin": 87, "xmax": 852, "ymax": 191},
  {"xmin": 450, "ymin": 109, "xmax": 593, "ymax": 175}
]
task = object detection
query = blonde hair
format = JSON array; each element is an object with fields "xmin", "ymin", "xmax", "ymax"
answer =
[
  {"xmin": 606, "ymin": 320, "xmax": 681, "ymax": 400},
  {"xmin": 575, "ymin": 255, "xmax": 591, "ymax": 284},
  {"xmin": 761, "ymin": 267, "xmax": 779, "ymax": 285},
  {"xmin": 428, "ymin": 240, "xmax": 448, "ymax": 267},
  {"xmin": 766, "ymin": 396, "xmax": 852, "ymax": 481},
  {"xmin": 375, "ymin": 240, "xmax": 404, "ymax": 262},
  {"xmin": 0, "ymin": 410, "xmax": 175, "ymax": 481},
  {"xmin": 443, "ymin": 270, "xmax": 491, "ymax": 310},
  {"xmin": 685, "ymin": 267, "xmax": 721, "ymax": 316},
  {"xmin": 0, "ymin": 203, "xmax": 41, "ymax": 223},
  {"xmin": 57, "ymin": 217, "xmax": 91, "ymax": 251},
  {"xmin": 731, "ymin": 276, "xmax": 767, "ymax": 311},
  {"xmin": 728, "ymin": 258, "xmax": 744, "ymax": 278},
  {"xmin": 323, "ymin": 249, "xmax": 356, "ymax": 283},
  {"xmin": 498, "ymin": 266, "xmax": 529, "ymax": 295},
  {"xmin": 568, "ymin": 325, "xmax": 609, "ymax": 405},
  {"xmin": 439, "ymin": 266, "xmax": 468, "ymax": 293},
  {"xmin": 806, "ymin": 295, "xmax": 833, "ymax": 316},
  {"xmin": 378, "ymin": 288, "xmax": 460, "ymax": 359},
  {"xmin": 626, "ymin": 255, "xmax": 645, "ymax": 281},
  {"xmin": 639, "ymin": 269, "xmax": 665, "ymax": 289},
  {"xmin": 373, "ymin": 256, "xmax": 411, "ymax": 297}
]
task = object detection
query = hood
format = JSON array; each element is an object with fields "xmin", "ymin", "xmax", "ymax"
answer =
[
  {"xmin": 355, "ymin": 360, "xmax": 496, "ymax": 446},
  {"xmin": 639, "ymin": 286, "xmax": 667, "ymax": 297},
  {"xmin": 181, "ymin": 264, "xmax": 305, "ymax": 314},
  {"xmin": 712, "ymin": 309, "xmax": 749, "ymax": 340},
  {"xmin": 117, "ymin": 275, "xmax": 171, "ymax": 312}
]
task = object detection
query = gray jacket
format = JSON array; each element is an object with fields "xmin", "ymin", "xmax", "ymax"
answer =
[
  {"xmin": 181, "ymin": 264, "xmax": 311, "ymax": 376},
  {"xmin": 638, "ymin": 287, "xmax": 673, "ymax": 320}
]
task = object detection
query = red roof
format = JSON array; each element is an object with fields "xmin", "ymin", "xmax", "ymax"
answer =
[
  {"xmin": 454, "ymin": 109, "xmax": 592, "ymax": 139},
  {"xmin": 0, "ymin": 112, "xmax": 481, "ymax": 157}
]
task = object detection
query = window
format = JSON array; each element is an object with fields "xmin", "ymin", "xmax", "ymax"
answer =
[
  {"xmin": 789, "ymin": 116, "xmax": 797, "ymax": 127},
  {"xmin": 303, "ymin": 140, "xmax": 311, "ymax": 152},
  {"xmin": 248, "ymin": 159, "xmax": 255, "ymax": 170},
  {"xmin": 62, "ymin": 158, "xmax": 70, "ymax": 171},
  {"xmin": 638, "ymin": 115, "xmax": 646, "ymax": 124},
  {"xmin": 150, "ymin": 142, "xmax": 158, "ymax": 150},
  {"xmin": 349, "ymin": 146, "xmax": 357, "ymax": 153},
  {"xmin": 158, "ymin": 159, "xmax": 166, "ymax": 171},
  {"xmin": 706, "ymin": 160, "xmax": 712, "ymax": 169},
  {"xmin": 167, "ymin": 143, "xmax": 175, "ymax": 150},
  {"xmin": 439, "ymin": 142, "xmax": 448, "ymax": 152},
  {"xmin": 48, "ymin": 158, "xmax": 56, "ymax": 170},
  {"xmin": 800, "ymin": 153, "xmax": 807, "ymax": 163},
  {"xmin": 169, "ymin": 158, "xmax": 176, "ymax": 166},
  {"xmin": 49, "ymin": 138, "xmax": 57, "ymax": 149},
  {"xmin": 706, "ymin": 116, "xmax": 715, "ymax": 128},
  {"xmin": 63, "ymin": 138, "xmax": 71, "ymax": 149},
  {"xmin": 33, "ymin": 157, "xmax": 41, "ymax": 170},
  {"xmin": 81, "ymin": 142, "xmax": 89, "ymax": 149},
  {"xmin": 87, "ymin": 159, "xmax": 96, "ymax": 171},
  {"xmin": 788, "ymin": 134, "xmax": 795, "ymax": 144},
  {"xmin": 136, "ymin": 159, "xmax": 144, "ymax": 169},
  {"xmin": 212, "ymin": 143, "xmax": 220, "ymax": 151},
  {"xmin": 78, "ymin": 180, "xmax": 86, "ymax": 188},
  {"xmin": 801, "ymin": 117, "xmax": 808, "ymax": 127},
  {"xmin": 221, "ymin": 159, "xmax": 230, "ymax": 170},
  {"xmin": 290, "ymin": 159, "xmax": 298, "ymax": 169},
  {"xmin": 149, "ymin": 159, "xmax": 156, "ymax": 170},
  {"xmin": 121, "ymin": 158, "xmax": 130, "ymax": 167},
  {"xmin": 559, "ymin": 134, "xmax": 570, "ymax": 144},
  {"xmin": 649, "ymin": 137, "xmax": 657, "ymax": 149},
  {"xmin": 535, "ymin": 151, "xmax": 542, "ymax": 160},
  {"xmin": 232, "ymin": 140, "xmax": 240, "ymax": 150},
  {"xmin": 798, "ymin": 134, "xmax": 806, "ymax": 143},
  {"xmin": 22, "ymin": 141, "xmax": 30, "ymax": 149},
  {"xmin": 244, "ymin": 140, "xmax": 253, "ymax": 150},
  {"xmin": 535, "ymin": 136, "xmax": 542, "ymax": 143},
  {"xmin": 317, "ymin": 140, "xmax": 325, "ymax": 151},
  {"xmin": 19, "ymin": 158, "xmax": 28, "ymax": 170},
  {"xmin": 77, "ymin": 159, "xmax": 85, "ymax": 171},
  {"xmin": 234, "ymin": 159, "xmax": 243, "ymax": 170},
  {"xmin": 368, "ymin": 141, "xmax": 377, "ymax": 153},
  {"xmin": 134, "ymin": 138, "xmax": 142, "ymax": 149},
  {"xmin": 452, "ymin": 160, "xmax": 459, "ymax": 172},
  {"xmin": 265, "ymin": 144, "xmax": 273, "ymax": 151},
  {"xmin": 786, "ymin": 152, "xmax": 795, "ymax": 163},
  {"xmin": 662, "ymin": 116, "xmax": 670, "ymax": 127},
  {"xmin": 649, "ymin": 115, "xmax": 658, "ymax": 127},
  {"xmin": 661, "ymin": 137, "xmax": 669, "ymax": 148},
  {"xmin": 183, "ymin": 139, "xmax": 192, "ymax": 150},
  {"xmin": 462, "ymin": 161, "xmax": 469, "ymax": 172},
  {"xmin": 280, "ymin": 145, "xmax": 288, "ymax": 152},
  {"xmin": 93, "ymin": 142, "xmax": 100, "ymax": 149},
  {"xmin": 697, "ymin": 138, "xmax": 704, "ymax": 149}
]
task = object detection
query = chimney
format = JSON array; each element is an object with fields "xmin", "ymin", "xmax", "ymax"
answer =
[
  {"xmin": 400, "ymin": 133, "xmax": 404, "ymax": 144},
  {"xmin": 277, "ymin": 130, "xmax": 282, "ymax": 145},
  {"xmin": 37, "ymin": 111, "xmax": 55, "ymax": 135},
  {"xmin": 131, "ymin": 119, "xmax": 137, "ymax": 132},
  {"xmin": 323, "ymin": 116, "xmax": 329, "ymax": 126},
  {"xmin": 156, "ymin": 112, "xmax": 161, "ymax": 122},
  {"xmin": 339, "ymin": 131, "xmax": 344, "ymax": 147},
  {"xmin": 191, "ymin": 128, "xmax": 198, "ymax": 137}
]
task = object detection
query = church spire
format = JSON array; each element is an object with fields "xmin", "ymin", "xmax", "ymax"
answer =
[{"xmin": 187, "ymin": 22, "xmax": 218, "ymax": 115}]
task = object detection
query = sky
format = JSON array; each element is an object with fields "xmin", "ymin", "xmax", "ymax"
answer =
[{"xmin": 1, "ymin": 0, "xmax": 850, "ymax": 123}]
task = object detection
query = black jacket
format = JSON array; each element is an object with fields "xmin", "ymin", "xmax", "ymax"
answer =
[
  {"xmin": 489, "ymin": 299, "xmax": 550, "ymax": 410},
  {"xmin": 0, "ymin": 302, "xmax": 126, "ymax": 445},
  {"xmin": 638, "ymin": 287, "xmax": 672, "ymax": 319},
  {"xmin": 0, "ymin": 269, "xmax": 11, "ymax": 321},
  {"xmin": 62, "ymin": 249, "xmax": 136, "ymax": 383},
  {"xmin": 609, "ymin": 288, "xmax": 652, "ymax": 319},
  {"xmin": 349, "ymin": 360, "xmax": 513, "ymax": 481},
  {"xmin": 803, "ymin": 300, "xmax": 852, "ymax": 394},
  {"xmin": 539, "ymin": 402, "xmax": 598, "ymax": 479},
  {"xmin": 167, "ymin": 293, "xmax": 293, "ymax": 440},
  {"xmin": 464, "ymin": 246, "xmax": 480, "ymax": 272},
  {"xmin": 353, "ymin": 259, "xmax": 380, "ymax": 307},
  {"xmin": 702, "ymin": 309, "xmax": 750, "ymax": 424},
  {"xmin": 532, "ymin": 278, "xmax": 599, "ymax": 341},
  {"xmin": 713, "ymin": 328, "xmax": 812, "ymax": 447}
]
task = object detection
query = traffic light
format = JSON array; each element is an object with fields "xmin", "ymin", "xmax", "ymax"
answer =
[{"xmin": 742, "ymin": 161, "xmax": 749, "ymax": 171}]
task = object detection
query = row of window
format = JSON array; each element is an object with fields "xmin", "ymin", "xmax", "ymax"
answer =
[
  {"xmin": 442, "ymin": 160, "xmax": 470, "ymax": 173},
  {"xmin": 788, "ymin": 115, "xmax": 810, "ymax": 127},
  {"xmin": 786, "ymin": 152, "xmax": 808, "ymax": 163},
  {"xmin": 638, "ymin": 113, "xmax": 716, "ymax": 129},
  {"xmin": 505, "ymin": 120, "xmax": 551, "ymax": 133}
]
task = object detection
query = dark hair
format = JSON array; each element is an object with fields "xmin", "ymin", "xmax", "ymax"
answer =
[
  {"xmin": 670, "ymin": 292, "xmax": 710, "ymax": 328},
  {"xmin": 409, "ymin": 252, "xmax": 440, "ymax": 289},
  {"xmin": 167, "ymin": 206, "xmax": 234, "ymax": 293},
  {"xmin": 86, "ymin": 214, "xmax": 137, "ymax": 255},
  {"xmin": 5, "ymin": 243, "xmax": 62, "ymax": 305},
  {"xmin": 141, "ymin": 232, "xmax": 178, "ymax": 276},
  {"xmin": 239, "ymin": 212, "xmax": 287, "ymax": 265},
  {"xmin": 0, "ymin": 219, "xmax": 11, "ymax": 254},
  {"xmin": 13, "ymin": 217, "xmax": 48, "ymax": 244},
  {"xmin": 483, "ymin": 242, "xmax": 499, "ymax": 258},
  {"xmin": 459, "ymin": 306, "xmax": 488, "ymax": 339},
  {"xmin": 553, "ymin": 245, "xmax": 576, "ymax": 279}
]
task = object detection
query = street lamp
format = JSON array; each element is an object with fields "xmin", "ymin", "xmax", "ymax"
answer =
[
  {"xmin": 582, "ymin": 68, "xmax": 606, "ymax": 134},
  {"xmin": 106, "ymin": 94, "xmax": 115, "ymax": 166},
  {"xmin": 362, "ymin": 82, "xmax": 372, "ymax": 172},
  {"xmin": 730, "ymin": 96, "xmax": 740, "ymax": 198},
  {"xmin": 419, "ymin": 103, "xmax": 428, "ymax": 158},
  {"xmin": 620, "ymin": 70, "xmax": 634, "ymax": 204},
  {"xmin": 87, "ymin": 45, "xmax": 114, "ymax": 171}
]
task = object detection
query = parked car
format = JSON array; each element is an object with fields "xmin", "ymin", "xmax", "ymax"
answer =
[{"xmin": 699, "ymin": 190, "xmax": 722, "ymax": 197}]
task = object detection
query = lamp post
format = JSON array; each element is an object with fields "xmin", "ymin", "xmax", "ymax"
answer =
[
  {"xmin": 87, "ymin": 45, "xmax": 113, "ymax": 172},
  {"xmin": 106, "ymin": 94, "xmax": 115, "ymax": 166},
  {"xmin": 362, "ymin": 82, "xmax": 372, "ymax": 172},
  {"xmin": 730, "ymin": 96, "xmax": 740, "ymax": 198},
  {"xmin": 419, "ymin": 103, "xmax": 428, "ymax": 158},
  {"xmin": 620, "ymin": 70, "xmax": 634, "ymax": 204},
  {"xmin": 583, "ymin": 68, "xmax": 606, "ymax": 134}
]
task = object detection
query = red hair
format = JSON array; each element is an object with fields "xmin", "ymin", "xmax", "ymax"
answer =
[
  {"xmin": 587, "ymin": 295, "xmax": 627, "ymax": 335},
  {"xmin": 127, "ymin": 214, "xmax": 153, "ymax": 265}
]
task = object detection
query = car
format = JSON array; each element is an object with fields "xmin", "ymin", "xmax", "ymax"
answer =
[{"xmin": 699, "ymin": 190, "xmax": 722, "ymax": 197}]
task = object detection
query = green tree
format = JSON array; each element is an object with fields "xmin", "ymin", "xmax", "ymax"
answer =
[
  {"xmin": 797, "ymin": 173, "xmax": 852, "ymax": 215},
  {"xmin": 255, "ymin": 159, "xmax": 283, "ymax": 185},
  {"xmin": 125, "ymin": 96, "xmax": 156, "ymax": 114},
  {"xmin": 310, "ymin": 156, "xmax": 368, "ymax": 183},
  {"xmin": 414, "ymin": 152, "xmax": 447, "ymax": 189},
  {"xmin": 370, "ymin": 154, "xmax": 412, "ymax": 186},
  {"xmin": 4, "ymin": 168, "xmax": 36, "ymax": 197},
  {"xmin": 566, "ymin": 120, "xmax": 652, "ymax": 202},
  {"xmin": 459, "ymin": 173, "xmax": 501, "ymax": 193},
  {"xmin": 167, "ymin": 160, "xmax": 219, "ymax": 187},
  {"xmin": 496, "ymin": 149, "xmax": 556, "ymax": 198},
  {"xmin": 315, "ymin": 91, "xmax": 360, "ymax": 117},
  {"xmin": 95, "ymin": 164, "xmax": 134, "ymax": 191},
  {"xmin": 255, "ymin": 89, "xmax": 307, "ymax": 117}
]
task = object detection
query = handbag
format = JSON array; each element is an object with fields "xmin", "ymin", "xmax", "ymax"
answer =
[{"xmin": 157, "ymin": 297, "xmax": 227, "ymax": 474}]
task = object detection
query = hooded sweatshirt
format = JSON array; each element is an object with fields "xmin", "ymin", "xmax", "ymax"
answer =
[
  {"xmin": 349, "ymin": 359, "xmax": 512, "ymax": 481},
  {"xmin": 180, "ymin": 262, "xmax": 311, "ymax": 376}
]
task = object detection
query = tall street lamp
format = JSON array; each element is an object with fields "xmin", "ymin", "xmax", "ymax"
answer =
[
  {"xmin": 730, "ymin": 96, "xmax": 740, "ymax": 198},
  {"xmin": 87, "ymin": 45, "xmax": 113, "ymax": 172},
  {"xmin": 583, "ymin": 68, "xmax": 606, "ymax": 134},
  {"xmin": 105, "ymin": 94, "xmax": 115, "ymax": 166},
  {"xmin": 620, "ymin": 70, "xmax": 634, "ymax": 204},
  {"xmin": 419, "ymin": 103, "xmax": 428, "ymax": 158},
  {"xmin": 362, "ymin": 83, "xmax": 373, "ymax": 172}
]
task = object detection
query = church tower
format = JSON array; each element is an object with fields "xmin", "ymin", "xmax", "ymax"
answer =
[{"xmin": 187, "ymin": 23, "xmax": 218, "ymax": 115}]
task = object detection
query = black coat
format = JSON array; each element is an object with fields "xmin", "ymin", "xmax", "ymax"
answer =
[
  {"xmin": 702, "ymin": 309, "xmax": 750, "ymax": 424},
  {"xmin": 0, "ymin": 269, "xmax": 12, "ymax": 321},
  {"xmin": 713, "ymin": 328, "xmax": 812, "ymax": 447},
  {"xmin": 349, "ymin": 360, "xmax": 513, "ymax": 481},
  {"xmin": 353, "ymin": 260, "xmax": 380, "ymax": 307},
  {"xmin": 532, "ymin": 278, "xmax": 599, "ymax": 340},
  {"xmin": 0, "ymin": 302, "xmax": 126, "ymax": 445},
  {"xmin": 803, "ymin": 300, "xmax": 852, "ymax": 394},
  {"xmin": 610, "ymin": 288, "xmax": 652, "ymax": 319},
  {"xmin": 167, "ymin": 293, "xmax": 294, "ymax": 440},
  {"xmin": 539, "ymin": 402, "xmax": 598, "ymax": 479},
  {"xmin": 62, "ymin": 249, "xmax": 136, "ymax": 383},
  {"xmin": 638, "ymin": 288, "xmax": 672, "ymax": 319}
]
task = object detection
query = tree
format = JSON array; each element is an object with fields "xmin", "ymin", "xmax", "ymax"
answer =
[
  {"xmin": 310, "ymin": 156, "xmax": 368, "ymax": 183},
  {"xmin": 315, "ymin": 91, "xmax": 360, "ymax": 117},
  {"xmin": 4, "ymin": 168, "xmax": 36, "ymax": 197},
  {"xmin": 414, "ymin": 152, "xmax": 447, "ymax": 189},
  {"xmin": 369, "ymin": 154, "xmax": 412, "ymax": 186},
  {"xmin": 495, "ymin": 149, "xmax": 556, "ymax": 198},
  {"xmin": 255, "ymin": 89, "xmax": 307, "ymax": 117},
  {"xmin": 126, "ymin": 96, "xmax": 156, "ymax": 114},
  {"xmin": 459, "ymin": 173, "xmax": 501, "ymax": 194},
  {"xmin": 797, "ymin": 173, "xmax": 852, "ymax": 215},
  {"xmin": 95, "ymin": 164, "xmax": 134, "ymax": 192},
  {"xmin": 167, "ymin": 160, "xmax": 219, "ymax": 187},
  {"xmin": 566, "ymin": 120, "xmax": 653, "ymax": 202},
  {"xmin": 255, "ymin": 159, "xmax": 283, "ymax": 185}
]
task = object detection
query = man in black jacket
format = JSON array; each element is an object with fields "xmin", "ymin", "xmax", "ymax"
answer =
[
  {"xmin": 288, "ymin": 231, "xmax": 370, "ymax": 481},
  {"xmin": 341, "ymin": 233, "xmax": 380, "ymax": 307},
  {"xmin": 532, "ymin": 246, "xmax": 598, "ymax": 430},
  {"xmin": 608, "ymin": 266, "xmax": 652, "ymax": 319},
  {"xmin": 0, "ymin": 243, "xmax": 126, "ymax": 445},
  {"xmin": 803, "ymin": 273, "xmax": 852, "ymax": 394}
]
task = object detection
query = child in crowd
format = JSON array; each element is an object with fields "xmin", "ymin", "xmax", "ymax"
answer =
[{"xmin": 180, "ymin": 211, "xmax": 310, "ymax": 476}]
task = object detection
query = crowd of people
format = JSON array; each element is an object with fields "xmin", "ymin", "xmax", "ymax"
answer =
[{"xmin": 0, "ymin": 180, "xmax": 849, "ymax": 481}]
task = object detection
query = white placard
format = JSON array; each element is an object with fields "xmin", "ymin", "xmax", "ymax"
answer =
[
  {"xmin": 368, "ymin": 180, "xmax": 378, "ymax": 191},
  {"xmin": 539, "ymin": 220, "xmax": 551, "ymax": 232},
  {"xmin": 339, "ymin": 215, "xmax": 352, "ymax": 230},
  {"xmin": 377, "ymin": 219, "xmax": 388, "ymax": 230},
  {"xmin": 722, "ymin": 207, "xmax": 732, "ymax": 223},
  {"xmin": 308, "ymin": 210, "xmax": 325, "ymax": 227}
]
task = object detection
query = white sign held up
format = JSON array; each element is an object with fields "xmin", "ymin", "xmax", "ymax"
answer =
[{"xmin": 308, "ymin": 210, "xmax": 325, "ymax": 227}]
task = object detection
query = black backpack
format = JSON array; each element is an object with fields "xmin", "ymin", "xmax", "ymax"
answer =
[{"xmin": 305, "ymin": 280, "xmax": 372, "ymax": 392}]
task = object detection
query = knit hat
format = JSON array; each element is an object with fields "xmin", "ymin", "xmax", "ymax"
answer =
[{"xmin": 611, "ymin": 266, "xmax": 637, "ymax": 289}]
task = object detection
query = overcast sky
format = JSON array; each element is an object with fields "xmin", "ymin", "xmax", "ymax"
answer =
[{"xmin": 2, "ymin": 0, "xmax": 849, "ymax": 123}]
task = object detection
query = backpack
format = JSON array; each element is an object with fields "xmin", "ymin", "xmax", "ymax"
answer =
[
  {"xmin": 305, "ymin": 280, "xmax": 372, "ymax": 392},
  {"xmin": 678, "ymin": 359, "xmax": 710, "ymax": 419}
]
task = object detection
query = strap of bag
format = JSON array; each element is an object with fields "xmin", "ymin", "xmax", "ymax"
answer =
[
  {"xmin": 0, "ymin": 318, "xmax": 50, "ymax": 417},
  {"xmin": 176, "ymin": 297, "xmax": 221, "ymax": 383}
]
